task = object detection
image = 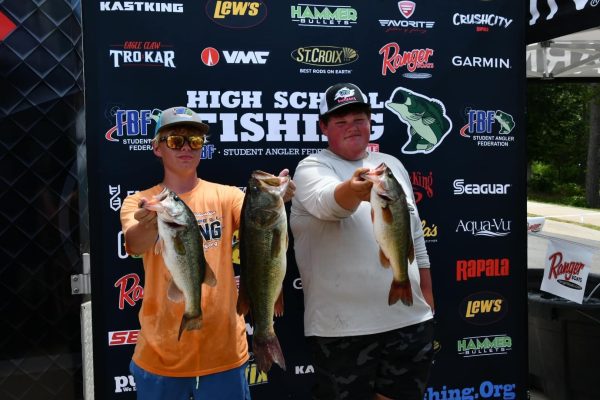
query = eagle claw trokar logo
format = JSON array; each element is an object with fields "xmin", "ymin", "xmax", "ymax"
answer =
[{"xmin": 385, "ymin": 87, "xmax": 452, "ymax": 154}]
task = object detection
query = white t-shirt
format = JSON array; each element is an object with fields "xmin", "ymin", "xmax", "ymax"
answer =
[{"xmin": 291, "ymin": 149, "xmax": 434, "ymax": 337}]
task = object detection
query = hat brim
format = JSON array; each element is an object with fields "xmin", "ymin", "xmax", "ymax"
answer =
[
  {"xmin": 156, "ymin": 121, "xmax": 210, "ymax": 136},
  {"xmin": 321, "ymin": 100, "xmax": 370, "ymax": 117}
]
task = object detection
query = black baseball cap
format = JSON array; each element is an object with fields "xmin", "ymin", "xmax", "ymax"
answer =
[{"xmin": 319, "ymin": 83, "xmax": 369, "ymax": 116}]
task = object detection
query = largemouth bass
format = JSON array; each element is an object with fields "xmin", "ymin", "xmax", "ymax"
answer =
[
  {"xmin": 144, "ymin": 188, "xmax": 216, "ymax": 340},
  {"xmin": 237, "ymin": 171, "xmax": 288, "ymax": 373},
  {"xmin": 362, "ymin": 163, "xmax": 414, "ymax": 306}
]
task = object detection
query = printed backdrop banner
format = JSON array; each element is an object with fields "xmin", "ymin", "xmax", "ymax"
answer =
[{"xmin": 82, "ymin": 1, "xmax": 527, "ymax": 399}]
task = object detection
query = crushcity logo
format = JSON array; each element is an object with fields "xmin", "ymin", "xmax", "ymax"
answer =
[
  {"xmin": 452, "ymin": 13, "xmax": 513, "ymax": 31},
  {"xmin": 453, "ymin": 179, "xmax": 511, "ymax": 195}
]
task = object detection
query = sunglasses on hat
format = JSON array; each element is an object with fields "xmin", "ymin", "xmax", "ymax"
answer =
[{"xmin": 159, "ymin": 135, "xmax": 205, "ymax": 150}]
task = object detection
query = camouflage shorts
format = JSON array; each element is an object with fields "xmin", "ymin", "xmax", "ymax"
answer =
[{"xmin": 307, "ymin": 319, "xmax": 435, "ymax": 400}]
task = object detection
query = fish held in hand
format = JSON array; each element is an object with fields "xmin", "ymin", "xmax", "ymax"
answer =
[
  {"xmin": 237, "ymin": 171, "xmax": 288, "ymax": 373},
  {"xmin": 362, "ymin": 163, "xmax": 414, "ymax": 306},
  {"xmin": 144, "ymin": 188, "xmax": 216, "ymax": 340}
]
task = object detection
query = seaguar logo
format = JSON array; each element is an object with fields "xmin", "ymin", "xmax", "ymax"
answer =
[{"xmin": 386, "ymin": 87, "xmax": 452, "ymax": 154}]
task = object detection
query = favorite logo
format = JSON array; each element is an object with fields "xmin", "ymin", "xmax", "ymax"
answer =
[
  {"xmin": 385, "ymin": 87, "xmax": 452, "ymax": 154},
  {"xmin": 457, "ymin": 334, "xmax": 512, "ymax": 357},
  {"xmin": 460, "ymin": 291, "xmax": 507, "ymax": 325},
  {"xmin": 379, "ymin": 43, "xmax": 434, "ymax": 78},
  {"xmin": 547, "ymin": 251, "xmax": 586, "ymax": 290},
  {"xmin": 456, "ymin": 218, "xmax": 512, "ymax": 237},
  {"xmin": 100, "ymin": 2, "xmax": 184, "ymax": 12},
  {"xmin": 460, "ymin": 109, "xmax": 515, "ymax": 147},
  {"xmin": 291, "ymin": 4, "xmax": 357, "ymax": 27},
  {"xmin": 452, "ymin": 55, "xmax": 512, "ymax": 69},
  {"xmin": 379, "ymin": 1, "xmax": 435, "ymax": 33},
  {"xmin": 109, "ymin": 41, "xmax": 175, "ymax": 68},
  {"xmin": 115, "ymin": 273, "xmax": 144, "ymax": 310},
  {"xmin": 456, "ymin": 258, "xmax": 510, "ymax": 281},
  {"xmin": 206, "ymin": 0, "xmax": 267, "ymax": 28},
  {"xmin": 201, "ymin": 47, "xmax": 269, "ymax": 65},
  {"xmin": 291, "ymin": 46, "xmax": 359, "ymax": 67},
  {"xmin": 452, "ymin": 13, "xmax": 513, "ymax": 32},
  {"xmin": 410, "ymin": 171, "xmax": 433, "ymax": 203}
]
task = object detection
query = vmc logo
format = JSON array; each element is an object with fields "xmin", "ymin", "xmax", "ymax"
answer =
[{"xmin": 200, "ymin": 47, "xmax": 269, "ymax": 66}]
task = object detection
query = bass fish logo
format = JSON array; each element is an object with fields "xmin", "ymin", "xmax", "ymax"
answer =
[{"xmin": 386, "ymin": 87, "xmax": 452, "ymax": 154}]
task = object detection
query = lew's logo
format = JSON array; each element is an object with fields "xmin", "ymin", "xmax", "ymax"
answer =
[
  {"xmin": 291, "ymin": 4, "xmax": 357, "ymax": 27},
  {"xmin": 460, "ymin": 109, "xmax": 515, "ymax": 147},
  {"xmin": 201, "ymin": 47, "xmax": 269, "ymax": 65},
  {"xmin": 547, "ymin": 252, "xmax": 585, "ymax": 289},
  {"xmin": 460, "ymin": 291, "xmax": 507, "ymax": 325},
  {"xmin": 207, "ymin": 0, "xmax": 267, "ymax": 28},
  {"xmin": 456, "ymin": 258, "xmax": 510, "ymax": 281},
  {"xmin": 411, "ymin": 171, "xmax": 433, "ymax": 204},
  {"xmin": 291, "ymin": 46, "xmax": 358, "ymax": 67},
  {"xmin": 456, "ymin": 218, "xmax": 512, "ymax": 238},
  {"xmin": 457, "ymin": 335, "xmax": 512, "ymax": 357},
  {"xmin": 109, "ymin": 41, "xmax": 175, "ymax": 68},
  {"xmin": 379, "ymin": 1, "xmax": 435, "ymax": 33},
  {"xmin": 379, "ymin": 43, "xmax": 434, "ymax": 78}
]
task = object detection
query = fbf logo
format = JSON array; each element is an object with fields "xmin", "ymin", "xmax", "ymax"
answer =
[
  {"xmin": 461, "ymin": 109, "xmax": 515, "ymax": 135},
  {"xmin": 207, "ymin": 0, "xmax": 267, "ymax": 28},
  {"xmin": 386, "ymin": 87, "xmax": 452, "ymax": 154},
  {"xmin": 105, "ymin": 109, "xmax": 159, "ymax": 151}
]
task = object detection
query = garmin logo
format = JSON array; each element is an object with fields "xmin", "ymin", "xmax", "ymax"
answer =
[
  {"xmin": 100, "ymin": 2, "xmax": 183, "ymax": 12},
  {"xmin": 452, "ymin": 56, "xmax": 511, "ymax": 69},
  {"xmin": 453, "ymin": 179, "xmax": 510, "ymax": 195}
]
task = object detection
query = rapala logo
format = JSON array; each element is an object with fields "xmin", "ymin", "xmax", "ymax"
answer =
[
  {"xmin": 379, "ymin": 1, "xmax": 435, "ymax": 33},
  {"xmin": 460, "ymin": 291, "xmax": 507, "ymax": 325},
  {"xmin": 201, "ymin": 47, "xmax": 269, "ymax": 65},
  {"xmin": 457, "ymin": 334, "xmax": 512, "ymax": 358},
  {"xmin": 115, "ymin": 273, "xmax": 144, "ymax": 310},
  {"xmin": 291, "ymin": 46, "xmax": 358, "ymax": 67},
  {"xmin": 108, "ymin": 330, "xmax": 140, "ymax": 346},
  {"xmin": 453, "ymin": 179, "xmax": 511, "ymax": 195},
  {"xmin": 460, "ymin": 109, "xmax": 515, "ymax": 147},
  {"xmin": 114, "ymin": 375, "xmax": 136, "ymax": 393},
  {"xmin": 290, "ymin": 4, "xmax": 357, "ymax": 27},
  {"xmin": 456, "ymin": 258, "xmax": 510, "ymax": 281},
  {"xmin": 206, "ymin": 0, "xmax": 267, "ymax": 28},
  {"xmin": 452, "ymin": 56, "xmax": 511, "ymax": 69},
  {"xmin": 425, "ymin": 381, "xmax": 516, "ymax": 400},
  {"xmin": 100, "ymin": 2, "xmax": 183, "ymax": 12},
  {"xmin": 410, "ymin": 171, "xmax": 433, "ymax": 204},
  {"xmin": 109, "ymin": 41, "xmax": 176, "ymax": 68},
  {"xmin": 547, "ymin": 251, "xmax": 585, "ymax": 289},
  {"xmin": 295, "ymin": 364, "xmax": 315, "ymax": 374},
  {"xmin": 421, "ymin": 220, "xmax": 438, "ymax": 244},
  {"xmin": 452, "ymin": 13, "xmax": 513, "ymax": 32},
  {"xmin": 456, "ymin": 218, "xmax": 512, "ymax": 238},
  {"xmin": 379, "ymin": 43, "xmax": 434, "ymax": 78}
]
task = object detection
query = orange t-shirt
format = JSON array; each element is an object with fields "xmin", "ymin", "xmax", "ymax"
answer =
[{"xmin": 120, "ymin": 179, "xmax": 248, "ymax": 377}]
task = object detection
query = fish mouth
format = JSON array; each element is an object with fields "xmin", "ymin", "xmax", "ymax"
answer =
[{"xmin": 251, "ymin": 170, "xmax": 290, "ymax": 196}]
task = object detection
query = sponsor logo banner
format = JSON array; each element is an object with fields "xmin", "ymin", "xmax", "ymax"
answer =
[
  {"xmin": 459, "ymin": 291, "xmax": 507, "ymax": 325},
  {"xmin": 109, "ymin": 42, "xmax": 176, "ymax": 68},
  {"xmin": 456, "ymin": 258, "xmax": 510, "ymax": 281},
  {"xmin": 459, "ymin": 109, "xmax": 515, "ymax": 146},
  {"xmin": 457, "ymin": 334, "xmax": 513, "ymax": 358},
  {"xmin": 425, "ymin": 381, "xmax": 516, "ymax": 399},
  {"xmin": 379, "ymin": 1, "xmax": 435, "ymax": 33},
  {"xmin": 206, "ymin": 0, "xmax": 267, "ymax": 28},
  {"xmin": 290, "ymin": 4, "xmax": 357, "ymax": 28},
  {"xmin": 541, "ymin": 238, "xmax": 592, "ymax": 303}
]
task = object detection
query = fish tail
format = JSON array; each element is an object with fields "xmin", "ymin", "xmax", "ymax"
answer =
[
  {"xmin": 253, "ymin": 333, "xmax": 286, "ymax": 373},
  {"xmin": 177, "ymin": 313, "xmax": 202, "ymax": 341},
  {"xmin": 389, "ymin": 279, "xmax": 413, "ymax": 306}
]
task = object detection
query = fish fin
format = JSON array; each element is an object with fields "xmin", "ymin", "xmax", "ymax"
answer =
[
  {"xmin": 178, "ymin": 313, "xmax": 202, "ymax": 341},
  {"xmin": 389, "ymin": 279, "xmax": 413, "ymax": 306},
  {"xmin": 173, "ymin": 235, "xmax": 186, "ymax": 255},
  {"xmin": 203, "ymin": 263, "xmax": 217, "ymax": 287},
  {"xmin": 379, "ymin": 248, "xmax": 391, "ymax": 268},
  {"xmin": 154, "ymin": 237, "xmax": 163, "ymax": 255},
  {"xmin": 422, "ymin": 116, "xmax": 435, "ymax": 125},
  {"xmin": 382, "ymin": 206, "xmax": 394, "ymax": 224},
  {"xmin": 253, "ymin": 333, "xmax": 286, "ymax": 373},
  {"xmin": 167, "ymin": 280, "xmax": 185, "ymax": 303},
  {"xmin": 274, "ymin": 288, "xmax": 284, "ymax": 317},
  {"xmin": 408, "ymin": 241, "xmax": 415, "ymax": 264},
  {"xmin": 236, "ymin": 275, "xmax": 251, "ymax": 316}
]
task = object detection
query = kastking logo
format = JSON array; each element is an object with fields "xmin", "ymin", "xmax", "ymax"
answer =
[
  {"xmin": 291, "ymin": 46, "xmax": 358, "ymax": 67},
  {"xmin": 291, "ymin": 4, "xmax": 357, "ymax": 28},
  {"xmin": 460, "ymin": 108, "xmax": 515, "ymax": 147},
  {"xmin": 201, "ymin": 47, "xmax": 269, "ymax": 65},
  {"xmin": 109, "ymin": 41, "xmax": 175, "ymax": 68},
  {"xmin": 100, "ymin": 2, "xmax": 184, "ymax": 13},
  {"xmin": 379, "ymin": 1, "xmax": 435, "ymax": 33},
  {"xmin": 385, "ymin": 87, "xmax": 452, "ymax": 154},
  {"xmin": 456, "ymin": 258, "xmax": 510, "ymax": 281},
  {"xmin": 457, "ymin": 334, "xmax": 513, "ymax": 358},
  {"xmin": 410, "ymin": 171, "xmax": 433, "ymax": 204},
  {"xmin": 379, "ymin": 43, "xmax": 434, "ymax": 78},
  {"xmin": 459, "ymin": 291, "xmax": 507, "ymax": 325},
  {"xmin": 206, "ymin": 0, "xmax": 267, "ymax": 28}
]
